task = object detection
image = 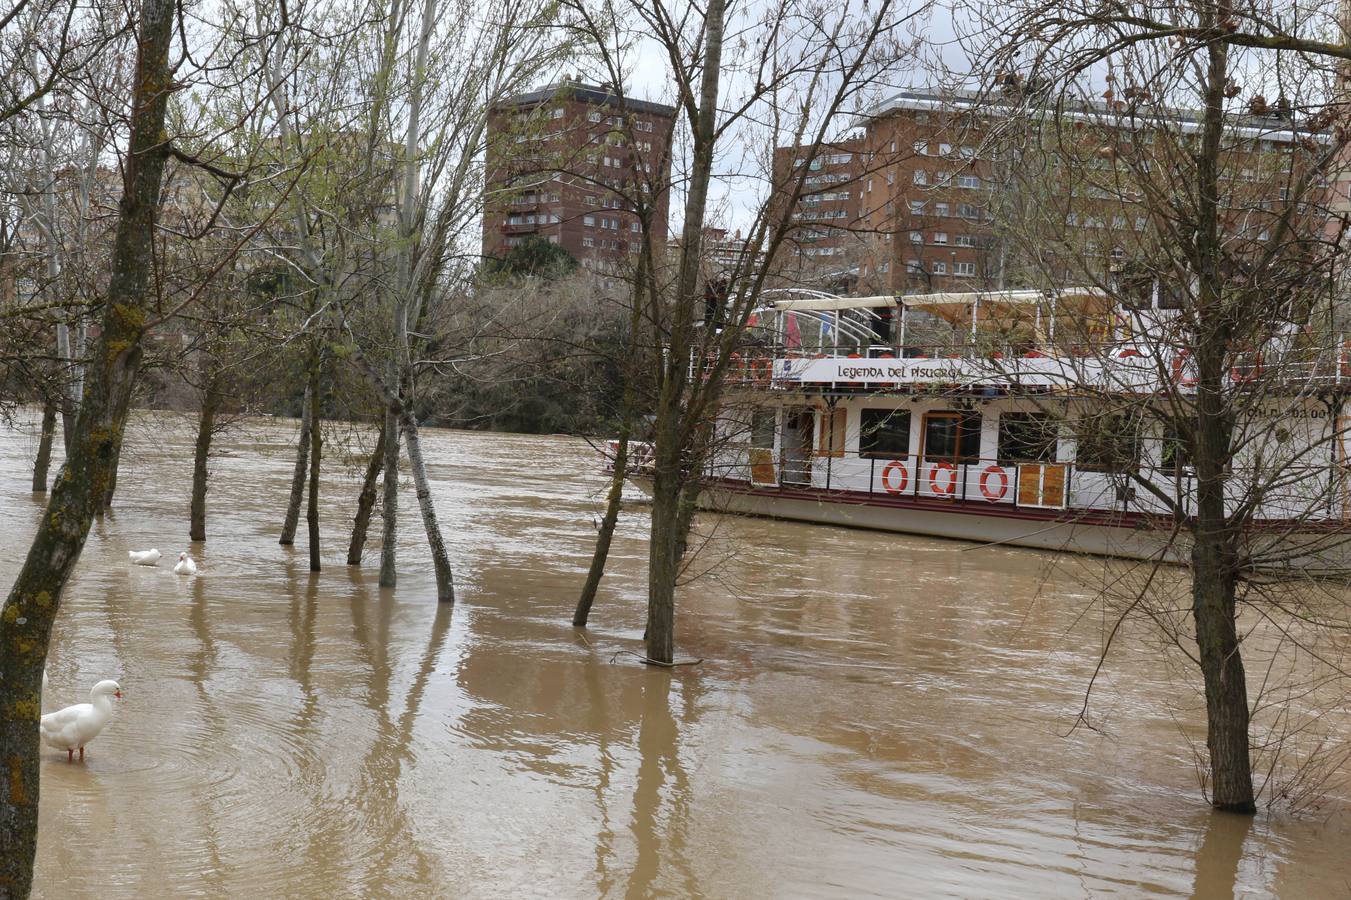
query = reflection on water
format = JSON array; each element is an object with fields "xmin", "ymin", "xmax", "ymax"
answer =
[{"xmin": 0, "ymin": 412, "xmax": 1345, "ymax": 898}]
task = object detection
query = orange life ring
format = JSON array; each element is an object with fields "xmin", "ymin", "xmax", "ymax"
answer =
[
  {"xmin": 979, "ymin": 465, "xmax": 1008, "ymax": 501},
  {"xmin": 929, "ymin": 461, "xmax": 957, "ymax": 496},
  {"xmin": 1171, "ymin": 350, "xmax": 1197, "ymax": 387},
  {"xmin": 881, "ymin": 460, "xmax": 909, "ymax": 495},
  {"xmin": 1116, "ymin": 348, "xmax": 1143, "ymax": 358}
]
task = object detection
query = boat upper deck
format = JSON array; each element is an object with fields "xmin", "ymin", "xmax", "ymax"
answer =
[{"xmin": 708, "ymin": 288, "xmax": 1351, "ymax": 395}]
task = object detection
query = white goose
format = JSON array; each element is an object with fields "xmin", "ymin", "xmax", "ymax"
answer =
[
  {"xmin": 173, "ymin": 552, "xmax": 197, "ymax": 575},
  {"xmin": 40, "ymin": 680, "xmax": 122, "ymax": 762},
  {"xmin": 128, "ymin": 548, "xmax": 161, "ymax": 566}
]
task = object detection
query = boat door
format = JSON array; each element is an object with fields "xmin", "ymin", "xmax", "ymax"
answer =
[{"xmin": 781, "ymin": 406, "xmax": 814, "ymax": 485}]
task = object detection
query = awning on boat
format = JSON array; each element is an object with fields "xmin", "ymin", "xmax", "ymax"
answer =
[
  {"xmin": 764, "ymin": 288, "xmax": 1111, "ymax": 320},
  {"xmin": 767, "ymin": 294, "xmax": 898, "ymax": 312},
  {"xmin": 900, "ymin": 289, "xmax": 1111, "ymax": 325}
]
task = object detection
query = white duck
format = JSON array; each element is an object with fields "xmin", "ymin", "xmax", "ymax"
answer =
[
  {"xmin": 128, "ymin": 548, "xmax": 161, "ymax": 566},
  {"xmin": 40, "ymin": 680, "xmax": 122, "ymax": 762},
  {"xmin": 173, "ymin": 552, "xmax": 198, "ymax": 575}
]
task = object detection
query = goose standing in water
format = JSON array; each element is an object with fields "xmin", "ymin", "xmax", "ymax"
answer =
[
  {"xmin": 128, "ymin": 549, "xmax": 161, "ymax": 566},
  {"xmin": 173, "ymin": 552, "xmax": 197, "ymax": 575},
  {"xmin": 40, "ymin": 680, "xmax": 122, "ymax": 762}
]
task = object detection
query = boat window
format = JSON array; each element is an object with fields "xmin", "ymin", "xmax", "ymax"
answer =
[
  {"xmin": 922, "ymin": 411, "xmax": 981, "ymax": 463},
  {"xmin": 1075, "ymin": 413, "xmax": 1141, "ymax": 473},
  {"xmin": 860, "ymin": 409, "xmax": 911, "ymax": 458},
  {"xmin": 1160, "ymin": 423, "xmax": 1191, "ymax": 474},
  {"xmin": 998, "ymin": 413, "xmax": 1058, "ymax": 464},
  {"xmin": 750, "ymin": 409, "xmax": 776, "ymax": 449}
]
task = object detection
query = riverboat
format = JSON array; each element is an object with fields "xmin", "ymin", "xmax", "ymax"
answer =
[{"xmin": 615, "ymin": 287, "xmax": 1351, "ymax": 565}]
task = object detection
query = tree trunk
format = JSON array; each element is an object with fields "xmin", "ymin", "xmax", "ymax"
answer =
[
  {"xmin": 348, "ymin": 420, "xmax": 387, "ymax": 565},
  {"xmin": 0, "ymin": 0, "xmax": 174, "ymax": 887},
  {"xmin": 644, "ymin": 457, "xmax": 682, "ymax": 664},
  {"xmin": 399, "ymin": 410, "xmax": 453, "ymax": 602},
  {"xmin": 642, "ymin": 0, "xmax": 726, "ymax": 666},
  {"xmin": 189, "ymin": 384, "xmax": 220, "ymax": 543},
  {"xmin": 280, "ymin": 384, "xmax": 312, "ymax": 545},
  {"xmin": 306, "ymin": 364, "xmax": 322, "ymax": 572},
  {"xmin": 100, "ymin": 439, "xmax": 122, "ymax": 511},
  {"xmin": 574, "ymin": 429, "xmax": 629, "ymax": 627},
  {"xmin": 1186, "ymin": 26, "xmax": 1255, "ymax": 815},
  {"xmin": 1191, "ymin": 536, "xmax": 1254, "ymax": 812},
  {"xmin": 379, "ymin": 401, "xmax": 401, "ymax": 587},
  {"xmin": 31, "ymin": 398, "xmax": 57, "ymax": 493}
]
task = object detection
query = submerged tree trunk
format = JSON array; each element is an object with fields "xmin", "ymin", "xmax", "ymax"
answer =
[
  {"xmin": 1188, "ymin": 31, "xmax": 1254, "ymax": 815},
  {"xmin": 644, "ymin": 454, "xmax": 682, "ymax": 664},
  {"xmin": 31, "ymin": 398, "xmax": 58, "ymax": 493},
  {"xmin": 378, "ymin": 402, "xmax": 400, "ymax": 586},
  {"xmin": 189, "ymin": 383, "xmax": 220, "ymax": 542},
  {"xmin": 306, "ymin": 365, "xmax": 322, "ymax": 572},
  {"xmin": 280, "ymin": 384, "xmax": 313, "ymax": 545},
  {"xmin": 574, "ymin": 430, "xmax": 630, "ymax": 627},
  {"xmin": 642, "ymin": 0, "xmax": 726, "ymax": 666},
  {"xmin": 400, "ymin": 410, "xmax": 453, "ymax": 602},
  {"xmin": 348, "ymin": 420, "xmax": 387, "ymax": 565},
  {"xmin": 101, "ymin": 439, "xmax": 123, "ymax": 511},
  {"xmin": 0, "ymin": 0, "xmax": 174, "ymax": 886}
]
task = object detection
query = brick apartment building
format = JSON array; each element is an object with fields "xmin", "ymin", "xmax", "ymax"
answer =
[
  {"xmin": 482, "ymin": 79, "xmax": 676, "ymax": 273},
  {"xmin": 774, "ymin": 89, "xmax": 1328, "ymax": 296}
]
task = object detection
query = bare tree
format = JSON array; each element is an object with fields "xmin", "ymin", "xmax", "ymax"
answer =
[
  {"xmin": 0, "ymin": 0, "xmax": 176, "ymax": 887},
  {"xmin": 563, "ymin": 0, "xmax": 919, "ymax": 663},
  {"xmin": 961, "ymin": 0, "xmax": 1351, "ymax": 812}
]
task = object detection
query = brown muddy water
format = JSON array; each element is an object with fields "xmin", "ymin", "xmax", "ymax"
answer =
[{"xmin": 2, "ymin": 411, "xmax": 1348, "ymax": 898}]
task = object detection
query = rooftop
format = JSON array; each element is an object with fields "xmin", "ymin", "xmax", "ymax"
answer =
[
  {"xmin": 494, "ymin": 78, "xmax": 676, "ymax": 118},
  {"xmin": 859, "ymin": 86, "xmax": 1325, "ymax": 144}
]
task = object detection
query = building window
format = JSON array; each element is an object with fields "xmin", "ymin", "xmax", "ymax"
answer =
[
  {"xmin": 959, "ymin": 203, "xmax": 981, "ymax": 219},
  {"xmin": 906, "ymin": 259, "xmax": 924, "ymax": 274},
  {"xmin": 909, "ymin": 201, "xmax": 926, "ymax": 215},
  {"xmin": 860, "ymin": 409, "xmax": 911, "ymax": 458},
  {"xmin": 913, "ymin": 140, "xmax": 928, "ymax": 155},
  {"xmin": 583, "ymin": 215, "xmax": 595, "ymax": 226},
  {"xmin": 939, "ymin": 143, "xmax": 952, "ymax": 156},
  {"xmin": 954, "ymin": 262, "xmax": 976, "ymax": 276},
  {"xmin": 582, "ymin": 237, "xmax": 594, "ymax": 247},
  {"xmin": 932, "ymin": 232, "xmax": 948, "ymax": 245},
  {"xmin": 935, "ymin": 203, "xmax": 950, "ymax": 217},
  {"xmin": 998, "ymin": 413, "xmax": 1057, "ymax": 464},
  {"xmin": 932, "ymin": 261, "xmax": 947, "ymax": 274},
  {"xmin": 909, "ymin": 231, "xmax": 923, "ymax": 243},
  {"xmin": 957, "ymin": 175, "xmax": 980, "ymax": 189},
  {"xmin": 588, "ymin": 110, "xmax": 601, "ymax": 123},
  {"xmin": 913, "ymin": 169, "xmax": 927, "ymax": 185},
  {"xmin": 552, "ymin": 107, "xmax": 564, "ymax": 118},
  {"xmin": 955, "ymin": 235, "xmax": 975, "ymax": 247}
]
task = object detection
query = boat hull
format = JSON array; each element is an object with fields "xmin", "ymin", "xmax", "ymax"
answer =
[{"xmin": 631, "ymin": 476, "xmax": 1181, "ymax": 561}]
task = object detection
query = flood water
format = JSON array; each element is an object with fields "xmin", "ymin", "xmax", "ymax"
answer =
[{"xmin": 1, "ymin": 411, "xmax": 1348, "ymax": 898}]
